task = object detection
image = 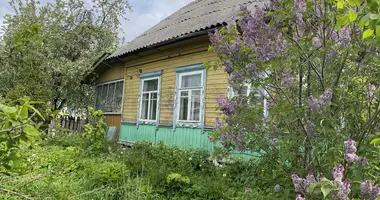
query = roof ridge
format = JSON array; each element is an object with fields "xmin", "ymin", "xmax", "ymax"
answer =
[
  {"xmin": 135, "ymin": 1, "xmax": 254, "ymax": 40},
  {"xmin": 108, "ymin": 0, "xmax": 265, "ymax": 58}
]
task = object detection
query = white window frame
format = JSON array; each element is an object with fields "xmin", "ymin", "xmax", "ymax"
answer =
[
  {"xmin": 139, "ymin": 77, "xmax": 161, "ymax": 123},
  {"xmin": 176, "ymin": 70, "xmax": 204, "ymax": 124},
  {"xmin": 228, "ymin": 80, "xmax": 269, "ymax": 118},
  {"xmin": 94, "ymin": 79, "xmax": 124, "ymax": 115}
]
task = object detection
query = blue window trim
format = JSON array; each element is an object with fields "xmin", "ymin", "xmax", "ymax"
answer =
[
  {"xmin": 140, "ymin": 71, "xmax": 162, "ymax": 79},
  {"xmin": 173, "ymin": 64, "xmax": 206, "ymax": 131},
  {"xmin": 175, "ymin": 63, "xmax": 204, "ymax": 73},
  {"xmin": 137, "ymin": 71, "xmax": 162, "ymax": 129}
]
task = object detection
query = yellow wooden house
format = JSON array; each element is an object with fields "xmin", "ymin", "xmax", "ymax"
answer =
[{"xmin": 87, "ymin": 0, "xmax": 265, "ymax": 150}]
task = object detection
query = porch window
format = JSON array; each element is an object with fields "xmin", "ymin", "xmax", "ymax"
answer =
[
  {"xmin": 95, "ymin": 80, "xmax": 124, "ymax": 114},
  {"xmin": 139, "ymin": 77, "xmax": 160, "ymax": 122},
  {"xmin": 176, "ymin": 70, "xmax": 204, "ymax": 123}
]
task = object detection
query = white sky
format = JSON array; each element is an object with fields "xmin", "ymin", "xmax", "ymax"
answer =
[{"xmin": 0, "ymin": 0, "xmax": 194, "ymax": 43}]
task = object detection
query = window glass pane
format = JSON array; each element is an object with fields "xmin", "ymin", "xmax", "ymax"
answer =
[
  {"xmin": 143, "ymin": 79, "xmax": 158, "ymax": 91},
  {"xmin": 113, "ymin": 81, "xmax": 123, "ymax": 112},
  {"xmin": 190, "ymin": 90, "xmax": 201, "ymax": 121},
  {"xmin": 151, "ymin": 92, "xmax": 158, "ymax": 100},
  {"xmin": 149, "ymin": 99, "xmax": 157, "ymax": 120},
  {"xmin": 181, "ymin": 73, "xmax": 201, "ymax": 88},
  {"xmin": 141, "ymin": 93, "xmax": 149, "ymax": 120},
  {"xmin": 106, "ymin": 83, "xmax": 116, "ymax": 112},
  {"xmin": 234, "ymin": 85, "xmax": 249, "ymax": 97},
  {"xmin": 180, "ymin": 91, "xmax": 188, "ymax": 97},
  {"xmin": 95, "ymin": 81, "xmax": 124, "ymax": 113},
  {"xmin": 101, "ymin": 85, "xmax": 108, "ymax": 112},
  {"xmin": 179, "ymin": 91, "xmax": 189, "ymax": 120}
]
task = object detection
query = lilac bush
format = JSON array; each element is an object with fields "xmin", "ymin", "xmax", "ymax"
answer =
[{"xmin": 207, "ymin": 0, "xmax": 380, "ymax": 198}]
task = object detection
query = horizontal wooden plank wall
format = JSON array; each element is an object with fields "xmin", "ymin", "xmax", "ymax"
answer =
[
  {"xmin": 96, "ymin": 63, "xmax": 124, "ymax": 83},
  {"xmin": 105, "ymin": 115, "xmax": 122, "ymax": 132},
  {"xmin": 122, "ymin": 35, "xmax": 228, "ymax": 127}
]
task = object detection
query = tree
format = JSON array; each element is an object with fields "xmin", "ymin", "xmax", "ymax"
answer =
[
  {"xmin": 0, "ymin": 0, "xmax": 131, "ymax": 109},
  {"xmin": 207, "ymin": 0, "xmax": 380, "ymax": 199}
]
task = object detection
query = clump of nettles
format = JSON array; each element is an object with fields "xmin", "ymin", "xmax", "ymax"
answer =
[{"xmin": 292, "ymin": 138, "xmax": 378, "ymax": 200}]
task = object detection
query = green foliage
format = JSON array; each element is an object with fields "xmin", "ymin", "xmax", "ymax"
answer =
[
  {"xmin": 0, "ymin": 97, "xmax": 43, "ymax": 174},
  {"xmin": 0, "ymin": 0, "xmax": 131, "ymax": 109},
  {"xmin": 0, "ymin": 135, "xmax": 282, "ymax": 199},
  {"xmin": 82, "ymin": 107, "xmax": 108, "ymax": 150}
]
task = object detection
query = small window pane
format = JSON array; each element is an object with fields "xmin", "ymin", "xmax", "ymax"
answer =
[
  {"xmin": 181, "ymin": 73, "xmax": 201, "ymax": 88},
  {"xmin": 149, "ymin": 99, "xmax": 157, "ymax": 120},
  {"xmin": 179, "ymin": 93, "xmax": 189, "ymax": 120},
  {"xmin": 234, "ymin": 85, "xmax": 249, "ymax": 97},
  {"xmin": 190, "ymin": 90, "xmax": 201, "ymax": 121},
  {"xmin": 101, "ymin": 85, "xmax": 108, "ymax": 111},
  {"xmin": 106, "ymin": 83, "xmax": 116, "ymax": 112},
  {"xmin": 141, "ymin": 99, "xmax": 149, "ymax": 120},
  {"xmin": 143, "ymin": 79, "xmax": 158, "ymax": 91},
  {"xmin": 114, "ymin": 81, "xmax": 123, "ymax": 111}
]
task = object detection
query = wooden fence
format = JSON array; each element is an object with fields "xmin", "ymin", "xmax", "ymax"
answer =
[{"xmin": 59, "ymin": 117, "xmax": 86, "ymax": 132}]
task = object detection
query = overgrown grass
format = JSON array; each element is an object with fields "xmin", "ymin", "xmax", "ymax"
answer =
[{"xmin": 0, "ymin": 134, "xmax": 281, "ymax": 199}]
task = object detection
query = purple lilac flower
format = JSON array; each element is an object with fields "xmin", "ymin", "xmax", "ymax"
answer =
[
  {"xmin": 308, "ymin": 96, "xmax": 321, "ymax": 113},
  {"xmin": 231, "ymin": 71, "xmax": 245, "ymax": 84},
  {"xmin": 372, "ymin": 185, "xmax": 380, "ymax": 199},
  {"xmin": 280, "ymin": 69, "xmax": 296, "ymax": 88},
  {"xmin": 331, "ymin": 27, "xmax": 351, "ymax": 45},
  {"xmin": 271, "ymin": 138, "xmax": 279, "ymax": 145},
  {"xmin": 217, "ymin": 96, "xmax": 237, "ymax": 116},
  {"xmin": 344, "ymin": 138, "xmax": 357, "ymax": 163},
  {"xmin": 355, "ymin": 157, "xmax": 369, "ymax": 166},
  {"xmin": 222, "ymin": 60, "xmax": 234, "ymax": 73},
  {"xmin": 240, "ymin": 7, "xmax": 286, "ymax": 61},
  {"xmin": 332, "ymin": 164, "xmax": 344, "ymax": 182},
  {"xmin": 274, "ymin": 184, "xmax": 281, "ymax": 192},
  {"xmin": 295, "ymin": 194, "xmax": 305, "ymax": 200},
  {"xmin": 293, "ymin": 0, "xmax": 306, "ymax": 23},
  {"xmin": 209, "ymin": 31, "xmax": 229, "ymax": 55},
  {"xmin": 306, "ymin": 173, "xmax": 316, "ymax": 184},
  {"xmin": 360, "ymin": 180, "xmax": 373, "ymax": 199},
  {"xmin": 292, "ymin": 174, "xmax": 309, "ymax": 193},
  {"xmin": 345, "ymin": 153, "xmax": 357, "ymax": 163},
  {"xmin": 215, "ymin": 117, "xmax": 224, "ymax": 130},
  {"xmin": 305, "ymin": 120, "xmax": 316, "ymax": 136},
  {"xmin": 319, "ymin": 88, "xmax": 333, "ymax": 107},
  {"xmin": 326, "ymin": 50, "xmax": 338, "ymax": 60},
  {"xmin": 332, "ymin": 179, "xmax": 351, "ymax": 200},
  {"xmin": 312, "ymin": 37, "xmax": 322, "ymax": 47},
  {"xmin": 247, "ymin": 63, "xmax": 260, "ymax": 78}
]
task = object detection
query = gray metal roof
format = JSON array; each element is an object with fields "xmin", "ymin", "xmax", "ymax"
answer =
[{"xmin": 108, "ymin": 0, "xmax": 267, "ymax": 59}]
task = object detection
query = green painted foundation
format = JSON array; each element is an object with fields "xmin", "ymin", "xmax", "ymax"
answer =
[
  {"xmin": 120, "ymin": 122, "xmax": 261, "ymax": 159},
  {"xmin": 120, "ymin": 122, "xmax": 214, "ymax": 151}
]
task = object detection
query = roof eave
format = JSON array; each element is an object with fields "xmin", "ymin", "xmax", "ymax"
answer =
[{"xmin": 107, "ymin": 26, "xmax": 221, "ymax": 61}]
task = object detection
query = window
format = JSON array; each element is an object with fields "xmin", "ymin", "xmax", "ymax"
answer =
[
  {"xmin": 139, "ymin": 77, "xmax": 160, "ymax": 122},
  {"xmin": 229, "ymin": 80, "xmax": 268, "ymax": 117},
  {"xmin": 177, "ymin": 70, "xmax": 204, "ymax": 123},
  {"xmin": 95, "ymin": 80, "xmax": 124, "ymax": 114}
]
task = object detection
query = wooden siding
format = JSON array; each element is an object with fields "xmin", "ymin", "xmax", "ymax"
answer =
[
  {"xmin": 122, "ymin": 35, "xmax": 228, "ymax": 127},
  {"xmin": 105, "ymin": 115, "xmax": 121, "ymax": 132},
  {"xmin": 95, "ymin": 65, "xmax": 124, "ymax": 129},
  {"xmin": 96, "ymin": 64, "xmax": 124, "ymax": 83}
]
